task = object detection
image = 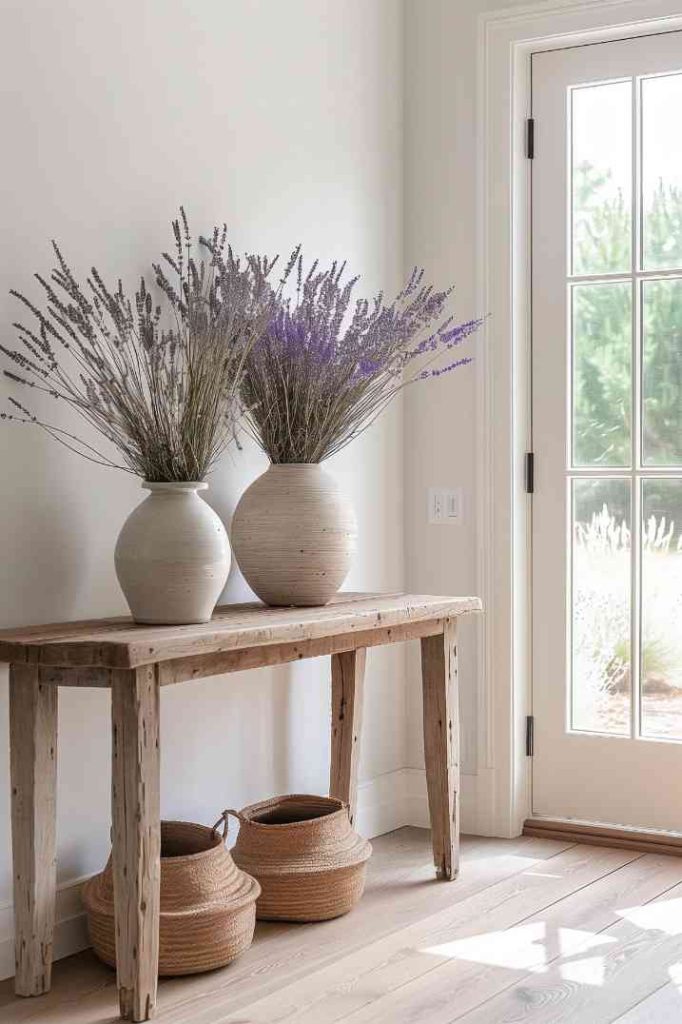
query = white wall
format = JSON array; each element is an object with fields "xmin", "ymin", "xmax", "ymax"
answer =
[
  {"xmin": 402, "ymin": 0, "xmax": 550, "ymax": 780},
  {"xmin": 0, "ymin": 0, "xmax": 405, "ymax": 976}
]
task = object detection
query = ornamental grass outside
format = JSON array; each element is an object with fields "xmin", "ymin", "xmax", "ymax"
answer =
[{"xmin": 225, "ymin": 794, "xmax": 372, "ymax": 922}]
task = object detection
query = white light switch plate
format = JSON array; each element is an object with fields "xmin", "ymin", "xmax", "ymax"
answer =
[{"xmin": 428, "ymin": 487, "xmax": 462, "ymax": 524}]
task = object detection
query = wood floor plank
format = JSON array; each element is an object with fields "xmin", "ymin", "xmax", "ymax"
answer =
[
  {"xmin": 3, "ymin": 830, "xmax": 677, "ymax": 1024},
  {"xmin": 0, "ymin": 828, "xmax": 437, "ymax": 1021},
  {"xmin": 156, "ymin": 835, "xmax": 572, "ymax": 1024},
  {"xmin": 611, "ymin": 981, "xmax": 682, "ymax": 1023},
  {"xmin": 327, "ymin": 849, "xmax": 682, "ymax": 1024},
  {"xmin": 0, "ymin": 832, "xmax": 571, "ymax": 1024},
  {"xmin": 451, "ymin": 873, "xmax": 682, "ymax": 1024},
  {"xmin": 215, "ymin": 843, "xmax": 639, "ymax": 1024}
]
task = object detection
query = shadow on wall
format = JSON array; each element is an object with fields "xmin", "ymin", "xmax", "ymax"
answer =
[
  {"xmin": 158, "ymin": 661, "xmax": 319, "ymax": 835},
  {"xmin": 0, "ymin": 413, "xmax": 145, "ymax": 629},
  {"xmin": 1, "ymin": 433, "xmax": 86, "ymax": 627}
]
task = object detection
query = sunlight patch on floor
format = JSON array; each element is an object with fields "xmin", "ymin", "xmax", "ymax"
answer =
[
  {"xmin": 559, "ymin": 954, "xmax": 607, "ymax": 986},
  {"xmin": 667, "ymin": 961, "xmax": 682, "ymax": 997},
  {"xmin": 421, "ymin": 923, "xmax": 615, "ymax": 975},
  {"xmin": 417, "ymin": 895, "xmax": 682, "ymax": 991},
  {"xmin": 522, "ymin": 871, "xmax": 563, "ymax": 879},
  {"xmin": 616, "ymin": 897, "xmax": 682, "ymax": 935}
]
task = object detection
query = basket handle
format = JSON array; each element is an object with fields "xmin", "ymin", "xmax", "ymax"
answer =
[{"xmin": 211, "ymin": 808, "xmax": 245, "ymax": 841}]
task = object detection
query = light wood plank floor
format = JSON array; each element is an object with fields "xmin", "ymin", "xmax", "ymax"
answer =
[{"xmin": 3, "ymin": 827, "xmax": 682, "ymax": 1023}]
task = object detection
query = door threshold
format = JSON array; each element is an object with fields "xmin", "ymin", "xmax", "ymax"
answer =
[{"xmin": 523, "ymin": 817, "xmax": 682, "ymax": 858}]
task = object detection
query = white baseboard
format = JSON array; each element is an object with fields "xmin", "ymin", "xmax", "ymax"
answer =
[
  {"xmin": 356, "ymin": 766, "xmax": 477, "ymax": 836},
  {"xmin": 0, "ymin": 875, "xmax": 90, "ymax": 983},
  {"xmin": 0, "ymin": 767, "xmax": 478, "ymax": 982}
]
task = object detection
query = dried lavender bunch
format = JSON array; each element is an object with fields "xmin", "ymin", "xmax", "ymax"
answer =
[
  {"xmin": 1, "ymin": 211, "xmax": 275, "ymax": 481},
  {"xmin": 241, "ymin": 252, "xmax": 483, "ymax": 464}
]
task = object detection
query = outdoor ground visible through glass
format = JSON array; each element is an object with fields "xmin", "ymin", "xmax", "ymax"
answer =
[{"xmin": 572, "ymin": 480, "xmax": 631, "ymax": 735}]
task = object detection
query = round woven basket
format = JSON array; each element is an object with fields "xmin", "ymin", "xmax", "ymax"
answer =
[
  {"xmin": 228, "ymin": 794, "xmax": 372, "ymax": 922},
  {"xmin": 82, "ymin": 820, "xmax": 260, "ymax": 976}
]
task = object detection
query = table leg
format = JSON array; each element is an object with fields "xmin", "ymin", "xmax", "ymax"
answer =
[
  {"xmin": 421, "ymin": 619, "xmax": 459, "ymax": 880},
  {"xmin": 330, "ymin": 648, "xmax": 366, "ymax": 828},
  {"xmin": 10, "ymin": 664, "xmax": 58, "ymax": 996},
  {"xmin": 111, "ymin": 666, "xmax": 161, "ymax": 1022}
]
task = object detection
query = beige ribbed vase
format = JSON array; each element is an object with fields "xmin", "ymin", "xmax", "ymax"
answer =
[
  {"xmin": 115, "ymin": 481, "xmax": 230, "ymax": 624},
  {"xmin": 83, "ymin": 820, "xmax": 260, "ymax": 976},
  {"xmin": 231, "ymin": 464, "xmax": 357, "ymax": 606},
  {"xmin": 229, "ymin": 794, "xmax": 372, "ymax": 922}
]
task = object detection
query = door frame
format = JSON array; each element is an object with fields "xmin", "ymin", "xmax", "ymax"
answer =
[{"xmin": 476, "ymin": 0, "xmax": 682, "ymax": 837}]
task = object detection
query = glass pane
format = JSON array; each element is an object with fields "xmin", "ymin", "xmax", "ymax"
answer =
[
  {"xmin": 641, "ymin": 480, "xmax": 682, "ymax": 739},
  {"xmin": 572, "ymin": 282, "xmax": 632, "ymax": 467},
  {"xmin": 642, "ymin": 278, "xmax": 682, "ymax": 466},
  {"xmin": 572, "ymin": 479, "xmax": 631, "ymax": 735},
  {"xmin": 571, "ymin": 81, "xmax": 632, "ymax": 276},
  {"xmin": 642, "ymin": 74, "xmax": 682, "ymax": 271}
]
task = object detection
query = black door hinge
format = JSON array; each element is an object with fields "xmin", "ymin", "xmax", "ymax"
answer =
[
  {"xmin": 524, "ymin": 451, "xmax": 535, "ymax": 494},
  {"xmin": 525, "ymin": 117, "xmax": 535, "ymax": 159},
  {"xmin": 526, "ymin": 715, "xmax": 535, "ymax": 757}
]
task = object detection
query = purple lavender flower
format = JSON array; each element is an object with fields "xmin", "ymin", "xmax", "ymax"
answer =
[{"xmin": 240, "ymin": 252, "xmax": 485, "ymax": 464}]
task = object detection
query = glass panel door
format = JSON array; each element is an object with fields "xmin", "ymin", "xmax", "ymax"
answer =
[{"xmin": 531, "ymin": 31, "xmax": 682, "ymax": 831}]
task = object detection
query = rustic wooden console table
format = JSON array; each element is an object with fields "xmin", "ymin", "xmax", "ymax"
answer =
[{"xmin": 1, "ymin": 592, "xmax": 480, "ymax": 1021}]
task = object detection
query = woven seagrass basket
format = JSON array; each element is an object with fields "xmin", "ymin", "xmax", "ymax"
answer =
[
  {"xmin": 82, "ymin": 820, "xmax": 260, "ymax": 976},
  {"xmin": 227, "ymin": 794, "xmax": 372, "ymax": 922}
]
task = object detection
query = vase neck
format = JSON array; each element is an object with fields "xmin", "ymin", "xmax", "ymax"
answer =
[{"xmin": 143, "ymin": 481, "xmax": 208, "ymax": 494}]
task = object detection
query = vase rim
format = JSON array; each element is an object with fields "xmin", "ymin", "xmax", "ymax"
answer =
[
  {"xmin": 143, "ymin": 480, "xmax": 209, "ymax": 492},
  {"xmin": 268, "ymin": 462, "xmax": 322, "ymax": 468}
]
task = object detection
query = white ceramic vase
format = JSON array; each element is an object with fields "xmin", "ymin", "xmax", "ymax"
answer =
[
  {"xmin": 115, "ymin": 481, "xmax": 230, "ymax": 625},
  {"xmin": 231, "ymin": 464, "xmax": 357, "ymax": 607}
]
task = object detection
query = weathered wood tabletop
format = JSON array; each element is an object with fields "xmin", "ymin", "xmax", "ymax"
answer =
[{"xmin": 2, "ymin": 592, "xmax": 481, "ymax": 1022}]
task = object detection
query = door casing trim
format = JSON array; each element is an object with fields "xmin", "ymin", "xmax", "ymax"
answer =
[{"xmin": 476, "ymin": 0, "xmax": 682, "ymax": 837}]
